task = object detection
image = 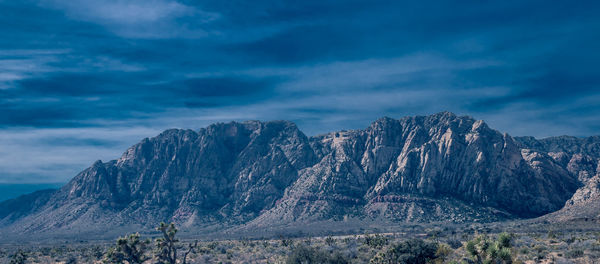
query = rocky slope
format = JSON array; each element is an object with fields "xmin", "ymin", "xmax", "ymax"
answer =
[
  {"xmin": 545, "ymin": 174, "xmax": 600, "ymax": 221},
  {"xmin": 515, "ymin": 135, "xmax": 600, "ymax": 221},
  {"xmin": 0, "ymin": 112, "xmax": 595, "ymax": 237}
]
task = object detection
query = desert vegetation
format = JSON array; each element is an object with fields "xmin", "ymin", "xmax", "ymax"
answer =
[{"xmin": 3, "ymin": 223, "xmax": 600, "ymax": 263}]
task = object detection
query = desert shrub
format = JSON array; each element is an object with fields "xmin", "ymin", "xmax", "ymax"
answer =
[
  {"xmin": 565, "ymin": 236, "xmax": 576, "ymax": 244},
  {"xmin": 207, "ymin": 242, "xmax": 219, "ymax": 250},
  {"xmin": 446, "ymin": 238, "xmax": 463, "ymax": 249},
  {"xmin": 40, "ymin": 247, "xmax": 51, "ymax": 256},
  {"xmin": 262, "ymin": 241, "xmax": 270, "ymax": 248},
  {"xmin": 239, "ymin": 238, "xmax": 250, "ymax": 247},
  {"xmin": 497, "ymin": 232, "xmax": 512, "ymax": 248},
  {"xmin": 547, "ymin": 230, "xmax": 561, "ymax": 239},
  {"xmin": 65, "ymin": 256, "xmax": 77, "ymax": 264},
  {"xmin": 281, "ymin": 237, "xmax": 293, "ymax": 247},
  {"xmin": 427, "ymin": 228, "xmax": 443, "ymax": 240},
  {"xmin": 363, "ymin": 234, "xmax": 388, "ymax": 249},
  {"xmin": 103, "ymin": 233, "xmax": 150, "ymax": 264},
  {"xmin": 533, "ymin": 245, "xmax": 547, "ymax": 260},
  {"xmin": 325, "ymin": 236, "xmax": 336, "ymax": 246},
  {"xmin": 370, "ymin": 239, "xmax": 438, "ymax": 264},
  {"xmin": 90, "ymin": 245, "xmax": 104, "ymax": 260},
  {"xmin": 434, "ymin": 243, "xmax": 453, "ymax": 263},
  {"xmin": 286, "ymin": 245, "xmax": 349, "ymax": 264},
  {"xmin": 589, "ymin": 243, "xmax": 600, "ymax": 259},
  {"xmin": 9, "ymin": 249, "xmax": 27, "ymax": 264},
  {"xmin": 565, "ymin": 249, "xmax": 584, "ymax": 259},
  {"xmin": 303, "ymin": 238, "xmax": 313, "ymax": 246},
  {"xmin": 465, "ymin": 233, "xmax": 513, "ymax": 264},
  {"xmin": 590, "ymin": 242, "xmax": 600, "ymax": 252},
  {"xmin": 519, "ymin": 248, "xmax": 528, "ymax": 255}
]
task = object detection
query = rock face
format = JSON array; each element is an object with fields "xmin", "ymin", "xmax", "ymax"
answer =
[
  {"xmin": 0, "ymin": 112, "xmax": 594, "ymax": 236},
  {"xmin": 546, "ymin": 175, "xmax": 600, "ymax": 221},
  {"xmin": 515, "ymin": 135, "xmax": 600, "ymax": 221}
]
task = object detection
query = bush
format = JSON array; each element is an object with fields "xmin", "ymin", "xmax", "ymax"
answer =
[
  {"xmin": 363, "ymin": 234, "xmax": 388, "ymax": 249},
  {"xmin": 435, "ymin": 243, "xmax": 453, "ymax": 263},
  {"xmin": 103, "ymin": 222, "xmax": 196, "ymax": 264},
  {"xmin": 281, "ymin": 237, "xmax": 293, "ymax": 247},
  {"xmin": 565, "ymin": 236, "xmax": 576, "ymax": 244},
  {"xmin": 465, "ymin": 233, "xmax": 513, "ymax": 264},
  {"xmin": 533, "ymin": 245, "xmax": 547, "ymax": 260},
  {"xmin": 65, "ymin": 256, "xmax": 77, "ymax": 264},
  {"xmin": 286, "ymin": 245, "xmax": 349, "ymax": 264},
  {"xmin": 547, "ymin": 230, "xmax": 562, "ymax": 239},
  {"xmin": 325, "ymin": 236, "xmax": 336, "ymax": 246},
  {"xmin": 565, "ymin": 249, "xmax": 584, "ymax": 259},
  {"xmin": 103, "ymin": 233, "xmax": 150, "ymax": 264},
  {"xmin": 9, "ymin": 249, "xmax": 27, "ymax": 264},
  {"xmin": 370, "ymin": 239, "xmax": 439, "ymax": 264},
  {"xmin": 446, "ymin": 238, "xmax": 463, "ymax": 249},
  {"xmin": 497, "ymin": 232, "xmax": 512, "ymax": 248}
]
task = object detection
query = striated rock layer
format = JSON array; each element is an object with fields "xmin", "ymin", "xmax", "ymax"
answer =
[{"xmin": 0, "ymin": 112, "xmax": 596, "ymax": 236}]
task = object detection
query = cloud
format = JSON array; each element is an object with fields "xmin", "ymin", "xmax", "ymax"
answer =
[
  {"xmin": 0, "ymin": 73, "xmax": 278, "ymax": 128},
  {"xmin": 1, "ymin": 0, "xmax": 600, "ymax": 183},
  {"xmin": 0, "ymin": 127, "xmax": 161, "ymax": 183},
  {"xmin": 0, "ymin": 49, "xmax": 66, "ymax": 89},
  {"xmin": 39, "ymin": 0, "xmax": 220, "ymax": 38}
]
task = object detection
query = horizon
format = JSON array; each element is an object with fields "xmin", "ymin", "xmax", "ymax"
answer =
[{"xmin": 1, "ymin": 1, "xmax": 600, "ymax": 185}]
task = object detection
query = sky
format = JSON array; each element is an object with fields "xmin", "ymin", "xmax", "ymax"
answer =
[{"xmin": 1, "ymin": 0, "xmax": 599, "ymax": 184}]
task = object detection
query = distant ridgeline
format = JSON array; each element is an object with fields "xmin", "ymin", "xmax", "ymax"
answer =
[
  {"xmin": 0, "ymin": 183, "xmax": 64, "ymax": 202},
  {"xmin": 0, "ymin": 112, "xmax": 599, "ymax": 239}
]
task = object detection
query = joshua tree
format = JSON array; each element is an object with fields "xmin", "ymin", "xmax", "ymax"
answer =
[
  {"xmin": 154, "ymin": 222, "xmax": 180, "ymax": 264},
  {"xmin": 466, "ymin": 232, "xmax": 513, "ymax": 264},
  {"xmin": 153, "ymin": 222, "xmax": 198, "ymax": 264},
  {"xmin": 103, "ymin": 233, "xmax": 151, "ymax": 264},
  {"xmin": 182, "ymin": 240, "xmax": 198, "ymax": 264}
]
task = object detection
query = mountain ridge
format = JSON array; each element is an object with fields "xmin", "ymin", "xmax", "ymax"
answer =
[{"xmin": 1, "ymin": 112, "xmax": 598, "ymax": 238}]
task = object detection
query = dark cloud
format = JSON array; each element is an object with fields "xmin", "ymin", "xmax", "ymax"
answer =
[
  {"xmin": 177, "ymin": 77, "xmax": 274, "ymax": 97},
  {"xmin": 18, "ymin": 74, "xmax": 123, "ymax": 96},
  {"xmin": 228, "ymin": 25, "xmax": 354, "ymax": 64},
  {"xmin": 152, "ymin": 76, "xmax": 280, "ymax": 109},
  {"xmin": 39, "ymin": 136, "xmax": 122, "ymax": 147},
  {"xmin": 0, "ymin": 73, "xmax": 277, "ymax": 128},
  {"xmin": 0, "ymin": 102, "xmax": 79, "ymax": 127}
]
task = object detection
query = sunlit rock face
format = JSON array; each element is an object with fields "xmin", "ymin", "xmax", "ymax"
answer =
[
  {"xmin": 2, "ymin": 112, "xmax": 596, "ymax": 235},
  {"xmin": 253, "ymin": 112, "xmax": 577, "ymax": 227}
]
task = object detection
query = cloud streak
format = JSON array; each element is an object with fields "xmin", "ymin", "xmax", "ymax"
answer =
[{"xmin": 39, "ymin": 0, "xmax": 219, "ymax": 38}]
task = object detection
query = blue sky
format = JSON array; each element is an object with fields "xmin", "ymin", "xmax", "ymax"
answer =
[{"xmin": 1, "ymin": 0, "xmax": 599, "ymax": 183}]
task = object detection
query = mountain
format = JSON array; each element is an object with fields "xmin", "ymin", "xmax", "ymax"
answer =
[
  {"xmin": 0, "ymin": 112, "xmax": 595, "ymax": 238},
  {"xmin": 544, "ymin": 174, "xmax": 600, "ymax": 222},
  {"xmin": 515, "ymin": 135, "xmax": 600, "ymax": 222}
]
